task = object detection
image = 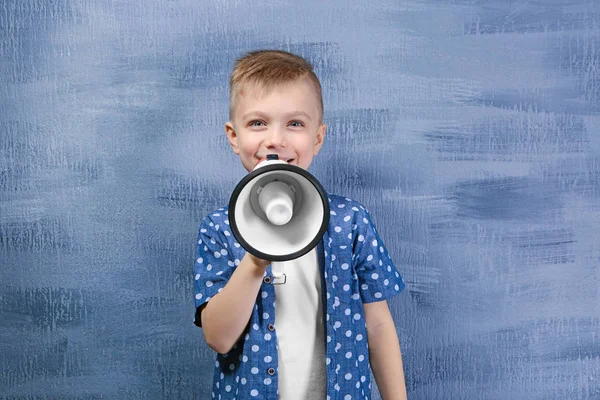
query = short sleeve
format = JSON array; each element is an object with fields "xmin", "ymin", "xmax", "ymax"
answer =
[
  {"xmin": 193, "ymin": 215, "xmax": 235, "ymax": 327},
  {"xmin": 353, "ymin": 207, "xmax": 406, "ymax": 303}
]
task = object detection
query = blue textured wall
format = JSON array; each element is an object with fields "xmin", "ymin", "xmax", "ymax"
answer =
[{"xmin": 1, "ymin": 1, "xmax": 599, "ymax": 399}]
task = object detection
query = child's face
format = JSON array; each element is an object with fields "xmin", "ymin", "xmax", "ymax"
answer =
[{"xmin": 225, "ymin": 78, "xmax": 326, "ymax": 172}]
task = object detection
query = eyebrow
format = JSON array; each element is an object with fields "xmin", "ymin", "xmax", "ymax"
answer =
[{"xmin": 242, "ymin": 111, "xmax": 312, "ymax": 122}]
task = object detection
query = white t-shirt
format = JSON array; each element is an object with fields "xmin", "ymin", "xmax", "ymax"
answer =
[{"xmin": 273, "ymin": 247, "xmax": 326, "ymax": 399}]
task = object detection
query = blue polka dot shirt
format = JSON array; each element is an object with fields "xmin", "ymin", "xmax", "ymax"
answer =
[{"xmin": 193, "ymin": 194, "xmax": 406, "ymax": 399}]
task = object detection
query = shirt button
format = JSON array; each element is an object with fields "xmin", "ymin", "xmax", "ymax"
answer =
[
  {"xmin": 268, "ymin": 324, "xmax": 274, "ymax": 331},
  {"xmin": 263, "ymin": 276, "xmax": 271, "ymax": 284},
  {"xmin": 267, "ymin": 368, "xmax": 275, "ymax": 375}
]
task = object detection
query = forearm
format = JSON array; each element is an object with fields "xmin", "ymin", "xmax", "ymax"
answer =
[
  {"xmin": 367, "ymin": 321, "xmax": 407, "ymax": 400},
  {"xmin": 201, "ymin": 253, "xmax": 268, "ymax": 354}
]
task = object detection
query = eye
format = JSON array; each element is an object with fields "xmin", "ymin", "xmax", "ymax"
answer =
[
  {"xmin": 248, "ymin": 120, "xmax": 265, "ymax": 127},
  {"xmin": 289, "ymin": 120, "xmax": 304, "ymax": 127}
]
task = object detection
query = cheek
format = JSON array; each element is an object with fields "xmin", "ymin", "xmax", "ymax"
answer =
[
  {"xmin": 298, "ymin": 150, "xmax": 314, "ymax": 165},
  {"xmin": 300, "ymin": 136, "xmax": 318, "ymax": 154},
  {"xmin": 238, "ymin": 136, "xmax": 259, "ymax": 154}
]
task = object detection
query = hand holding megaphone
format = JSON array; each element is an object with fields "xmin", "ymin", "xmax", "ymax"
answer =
[{"xmin": 228, "ymin": 154, "xmax": 330, "ymax": 263}]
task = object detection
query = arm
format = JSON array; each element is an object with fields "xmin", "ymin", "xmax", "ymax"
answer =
[
  {"xmin": 365, "ymin": 300, "xmax": 407, "ymax": 400},
  {"xmin": 200, "ymin": 253, "xmax": 269, "ymax": 354}
]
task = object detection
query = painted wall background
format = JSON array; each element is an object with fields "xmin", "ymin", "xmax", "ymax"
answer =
[{"xmin": 1, "ymin": 0, "xmax": 599, "ymax": 399}]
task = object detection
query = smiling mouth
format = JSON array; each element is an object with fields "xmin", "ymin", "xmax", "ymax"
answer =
[{"xmin": 258, "ymin": 156, "xmax": 295, "ymax": 164}]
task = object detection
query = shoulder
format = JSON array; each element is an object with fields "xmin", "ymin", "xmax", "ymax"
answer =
[
  {"xmin": 327, "ymin": 194, "xmax": 372, "ymax": 225},
  {"xmin": 326, "ymin": 194, "xmax": 377, "ymax": 250},
  {"xmin": 197, "ymin": 205, "xmax": 232, "ymax": 238},
  {"xmin": 327, "ymin": 194, "xmax": 369, "ymax": 214},
  {"xmin": 200, "ymin": 205, "xmax": 230, "ymax": 225}
]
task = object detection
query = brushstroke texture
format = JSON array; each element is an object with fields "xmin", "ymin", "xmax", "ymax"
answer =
[{"xmin": 1, "ymin": 0, "xmax": 599, "ymax": 399}]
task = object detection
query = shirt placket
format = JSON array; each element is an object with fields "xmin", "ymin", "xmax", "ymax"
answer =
[
  {"xmin": 321, "ymin": 230, "xmax": 340, "ymax": 397},
  {"xmin": 261, "ymin": 263, "xmax": 280, "ymax": 398}
]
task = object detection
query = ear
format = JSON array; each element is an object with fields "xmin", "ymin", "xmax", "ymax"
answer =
[
  {"xmin": 225, "ymin": 121, "xmax": 240, "ymax": 155},
  {"xmin": 313, "ymin": 123, "xmax": 326, "ymax": 156}
]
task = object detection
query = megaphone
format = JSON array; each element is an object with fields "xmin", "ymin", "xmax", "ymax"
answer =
[{"xmin": 228, "ymin": 154, "xmax": 330, "ymax": 262}]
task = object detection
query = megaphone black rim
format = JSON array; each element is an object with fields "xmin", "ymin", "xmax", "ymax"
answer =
[{"xmin": 228, "ymin": 164, "xmax": 330, "ymax": 262}]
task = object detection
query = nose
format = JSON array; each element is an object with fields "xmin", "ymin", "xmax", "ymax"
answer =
[{"xmin": 264, "ymin": 125, "xmax": 287, "ymax": 148}]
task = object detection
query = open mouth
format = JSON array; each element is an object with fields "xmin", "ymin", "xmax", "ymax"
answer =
[{"xmin": 258, "ymin": 156, "xmax": 295, "ymax": 164}]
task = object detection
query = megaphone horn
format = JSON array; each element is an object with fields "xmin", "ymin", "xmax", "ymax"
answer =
[{"xmin": 228, "ymin": 154, "xmax": 330, "ymax": 262}]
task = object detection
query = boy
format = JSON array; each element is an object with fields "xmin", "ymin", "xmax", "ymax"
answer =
[{"xmin": 193, "ymin": 50, "xmax": 407, "ymax": 399}]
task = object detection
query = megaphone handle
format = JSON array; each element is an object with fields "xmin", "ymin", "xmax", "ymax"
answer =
[{"xmin": 271, "ymin": 262, "xmax": 287, "ymax": 285}]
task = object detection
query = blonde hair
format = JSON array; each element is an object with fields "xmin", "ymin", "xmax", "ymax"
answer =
[{"xmin": 229, "ymin": 50, "xmax": 324, "ymax": 123}]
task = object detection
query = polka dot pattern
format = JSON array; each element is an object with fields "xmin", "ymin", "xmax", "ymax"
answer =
[{"xmin": 193, "ymin": 195, "xmax": 405, "ymax": 399}]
